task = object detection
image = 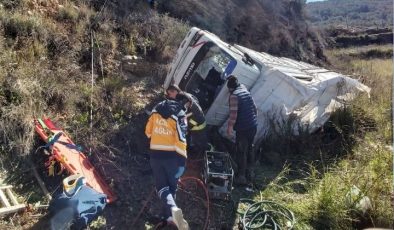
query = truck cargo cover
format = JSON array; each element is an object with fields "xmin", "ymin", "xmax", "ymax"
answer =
[{"xmin": 220, "ymin": 45, "xmax": 370, "ymax": 143}]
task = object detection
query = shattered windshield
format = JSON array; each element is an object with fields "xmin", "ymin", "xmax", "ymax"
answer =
[{"xmin": 180, "ymin": 42, "xmax": 235, "ymax": 111}]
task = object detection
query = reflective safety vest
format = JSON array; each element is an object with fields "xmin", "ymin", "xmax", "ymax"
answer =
[
  {"xmin": 145, "ymin": 111, "xmax": 187, "ymax": 158},
  {"xmin": 189, "ymin": 120, "xmax": 206, "ymax": 131},
  {"xmin": 186, "ymin": 93, "xmax": 206, "ymax": 131}
]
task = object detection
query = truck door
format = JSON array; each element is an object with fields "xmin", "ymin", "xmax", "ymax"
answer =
[{"xmin": 178, "ymin": 42, "xmax": 236, "ymax": 111}]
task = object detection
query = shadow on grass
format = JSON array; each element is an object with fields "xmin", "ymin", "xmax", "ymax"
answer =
[{"xmin": 257, "ymin": 106, "xmax": 376, "ymax": 179}]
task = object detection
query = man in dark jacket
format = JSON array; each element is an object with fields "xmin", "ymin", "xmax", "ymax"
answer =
[
  {"xmin": 145, "ymin": 99, "xmax": 189, "ymax": 230},
  {"xmin": 226, "ymin": 75, "xmax": 258, "ymax": 185},
  {"xmin": 167, "ymin": 85, "xmax": 208, "ymax": 158}
]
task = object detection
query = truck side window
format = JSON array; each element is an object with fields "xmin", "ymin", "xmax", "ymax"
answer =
[{"xmin": 179, "ymin": 42, "xmax": 235, "ymax": 112}]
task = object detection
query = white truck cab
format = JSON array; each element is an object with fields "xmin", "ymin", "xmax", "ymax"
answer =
[
  {"xmin": 164, "ymin": 27, "xmax": 261, "ymax": 125},
  {"xmin": 164, "ymin": 27, "xmax": 369, "ymax": 142}
]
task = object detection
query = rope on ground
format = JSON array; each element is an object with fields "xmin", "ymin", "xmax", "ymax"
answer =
[{"xmin": 237, "ymin": 198, "xmax": 296, "ymax": 230}]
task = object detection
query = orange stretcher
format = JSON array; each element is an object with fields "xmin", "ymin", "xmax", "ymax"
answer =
[{"xmin": 34, "ymin": 118, "xmax": 116, "ymax": 203}]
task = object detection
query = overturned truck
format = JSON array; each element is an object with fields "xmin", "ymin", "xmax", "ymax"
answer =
[{"xmin": 164, "ymin": 27, "xmax": 370, "ymax": 143}]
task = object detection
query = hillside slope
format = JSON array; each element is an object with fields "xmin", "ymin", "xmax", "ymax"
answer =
[
  {"xmin": 0, "ymin": 0, "xmax": 325, "ymax": 228},
  {"xmin": 106, "ymin": 0, "xmax": 326, "ymax": 63},
  {"xmin": 0, "ymin": 0, "xmax": 328, "ymax": 165},
  {"xmin": 155, "ymin": 0, "xmax": 325, "ymax": 63},
  {"xmin": 0, "ymin": 0, "xmax": 391, "ymax": 229},
  {"xmin": 306, "ymin": 0, "xmax": 393, "ymax": 29}
]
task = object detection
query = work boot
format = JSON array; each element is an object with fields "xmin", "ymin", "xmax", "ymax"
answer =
[{"xmin": 171, "ymin": 207, "xmax": 189, "ymax": 230}]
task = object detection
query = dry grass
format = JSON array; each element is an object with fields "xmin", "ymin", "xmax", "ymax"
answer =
[
  {"xmin": 0, "ymin": 0, "xmax": 188, "ymax": 159},
  {"xmin": 327, "ymin": 46, "xmax": 392, "ymax": 141},
  {"xmin": 0, "ymin": 77, "xmax": 47, "ymax": 155},
  {"xmin": 325, "ymin": 47, "xmax": 393, "ymax": 227},
  {"xmin": 0, "ymin": 0, "xmax": 391, "ymax": 229},
  {"xmin": 253, "ymin": 44, "xmax": 393, "ymax": 229},
  {"xmin": 121, "ymin": 12, "xmax": 189, "ymax": 61},
  {"xmin": 326, "ymin": 44, "xmax": 392, "ymax": 55}
]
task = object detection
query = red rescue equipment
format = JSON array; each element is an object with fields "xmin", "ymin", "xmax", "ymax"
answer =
[{"xmin": 34, "ymin": 118, "xmax": 116, "ymax": 203}]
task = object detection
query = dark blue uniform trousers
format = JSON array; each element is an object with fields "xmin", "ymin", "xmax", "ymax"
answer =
[{"xmin": 150, "ymin": 154, "xmax": 185, "ymax": 219}]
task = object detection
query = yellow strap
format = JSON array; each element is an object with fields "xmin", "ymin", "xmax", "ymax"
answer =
[
  {"xmin": 59, "ymin": 155, "xmax": 67, "ymax": 163},
  {"xmin": 63, "ymin": 175, "xmax": 83, "ymax": 190},
  {"xmin": 208, "ymin": 143, "xmax": 214, "ymax": 151},
  {"xmin": 48, "ymin": 161, "xmax": 56, "ymax": 176},
  {"xmin": 57, "ymin": 155, "xmax": 66, "ymax": 175},
  {"xmin": 190, "ymin": 121, "xmax": 206, "ymax": 131},
  {"xmin": 189, "ymin": 119, "xmax": 198, "ymax": 126},
  {"xmin": 57, "ymin": 165, "xmax": 64, "ymax": 175}
]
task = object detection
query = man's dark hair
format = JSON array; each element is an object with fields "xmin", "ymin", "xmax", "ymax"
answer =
[
  {"xmin": 175, "ymin": 92, "xmax": 192, "ymax": 106},
  {"xmin": 227, "ymin": 75, "xmax": 239, "ymax": 89},
  {"xmin": 166, "ymin": 84, "xmax": 181, "ymax": 93}
]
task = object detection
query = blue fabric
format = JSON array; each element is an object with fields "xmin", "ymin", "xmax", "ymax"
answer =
[
  {"xmin": 150, "ymin": 150, "xmax": 183, "ymax": 160},
  {"xmin": 150, "ymin": 156, "xmax": 185, "ymax": 218},
  {"xmin": 49, "ymin": 185, "xmax": 107, "ymax": 229},
  {"xmin": 223, "ymin": 60, "xmax": 237, "ymax": 78},
  {"xmin": 45, "ymin": 132, "xmax": 83, "ymax": 152},
  {"xmin": 45, "ymin": 132, "xmax": 63, "ymax": 148},
  {"xmin": 232, "ymin": 84, "xmax": 257, "ymax": 131},
  {"xmin": 175, "ymin": 166, "xmax": 185, "ymax": 179},
  {"xmin": 154, "ymin": 99, "xmax": 184, "ymax": 120}
]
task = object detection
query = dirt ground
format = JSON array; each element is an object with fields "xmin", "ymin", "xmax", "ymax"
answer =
[
  {"xmin": 1, "ymin": 108, "xmax": 283, "ymax": 230},
  {"xmin": 96, "ymin": 130, "xmax": 282, "ymax": 230}
]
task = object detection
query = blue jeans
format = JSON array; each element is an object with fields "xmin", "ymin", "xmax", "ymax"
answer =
[{"xmin": 150, "ymin": 154, "xmax": 185, "ymax": 219}]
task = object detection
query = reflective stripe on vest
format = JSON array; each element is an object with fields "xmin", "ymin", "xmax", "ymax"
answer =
[
  {"xmin": 190, "ymin": 121, "xmax": 206, "ymax": 131},
  {"xmin": 150, "ymin": 144, "xmax": 187, "ymax": 157},
  {"xmin": 189, "ymin": 118, "xmax": 198, "ymax": 126}
]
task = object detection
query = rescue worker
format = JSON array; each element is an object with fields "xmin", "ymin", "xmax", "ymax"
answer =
[
  {"xmin": 226, "ymin": 75, "xmax": 258, "ymax": 185},
  {"xmin": 166, "ymin": 85, "xmax": 208, "ymax": 158},
  {"xmin": 145, "ymin": 97, "xmax": 190, "ymax": 230}
]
